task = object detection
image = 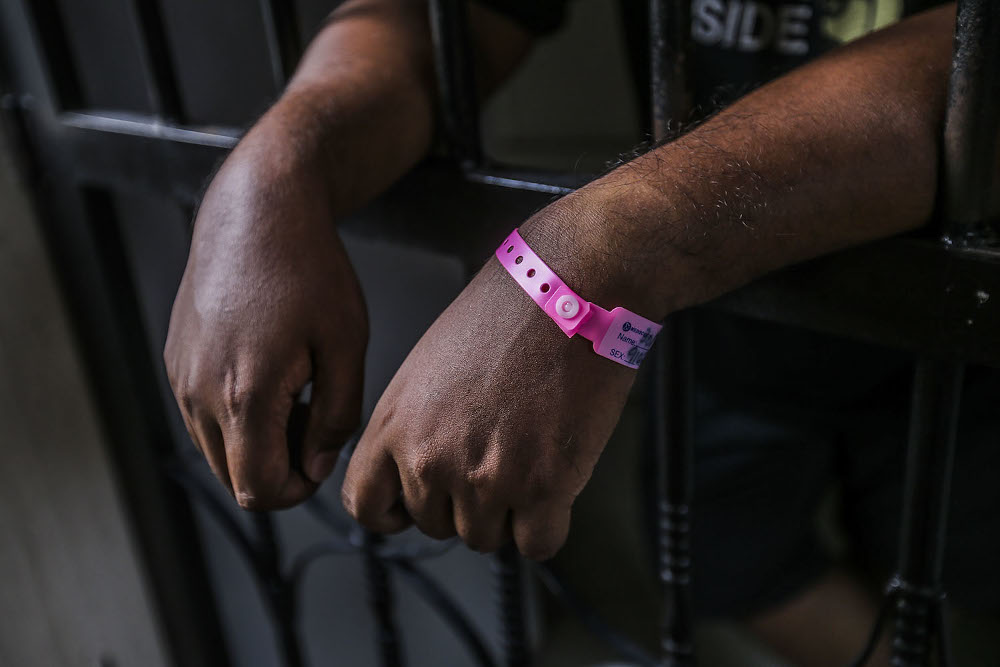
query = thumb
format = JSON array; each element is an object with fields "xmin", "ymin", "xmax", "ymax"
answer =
[{"xmin": 300, "ymin": 355, "xmax": 364, "ymax": 483}]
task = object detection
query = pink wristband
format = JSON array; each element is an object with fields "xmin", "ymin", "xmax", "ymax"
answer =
[{"xmin": 496, "ymin": 229, "xmax": 661, "ymax": 369}]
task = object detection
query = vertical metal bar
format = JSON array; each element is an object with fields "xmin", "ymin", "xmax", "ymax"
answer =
[
  {"xmin": 128, "ymin": 0, "xmax": 185, "ymax": 121},
  {"xmin": 890, "ymin": 360, "xmax": 963, "ymax": 667},
  {"xmin": 651, "ymin": 318, "xmax": 696, "ymax": 666},
  {"xmin": 882, "ymin": 3, "xmax": 997, "ymax": 664},
  {"xmin": 649, "ymin": 0, "xmax": 691, "ymax": 139},
  {"xmin": 941, "ymin": 0, "xmax": 1000, "ymax": 248},
  {"xmin": 649, "ymin": 2, "xmax": 695, "ymax": 665},
  {"xmin": 428, "ymin": 0, "xmax": 482, "ymax": 168},
  {"xmin": 258, "ymin": 0, "xmax": 303, "ymax": 91},
  {"xmin": 19, "ymin": 0, "xmax": 85, "ymax": 109},
  {"xmin": 494, "ymin": 545, "xmax": 529, "ymax": 667},
  {"xmin": 364, "ymin": 533, "xmax": 404, "ymax": 667},
  {"xmin": 251, "ymin": 514, "xmax": 304, "ymax": 667}
]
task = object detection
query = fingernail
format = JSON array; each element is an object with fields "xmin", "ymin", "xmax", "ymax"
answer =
[{"xmin": 307, "ymin": 451, "xmax": 337, "ymax": 482}]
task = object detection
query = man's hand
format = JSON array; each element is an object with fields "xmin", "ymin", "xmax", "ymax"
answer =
[
  {"xmin": 164, "ymin": 123, "xmax": 368, "ymax": 510},
  {"xmin": 341, "ymin": 209, "xmax": 641, "ymax": 559},
  {"xmin": 339, "ymin": 4, "xmax": 962, "ymax": 554},
  {"xmin": 161, "ymin": 0, "xmax": 531, "ymax": 511}
]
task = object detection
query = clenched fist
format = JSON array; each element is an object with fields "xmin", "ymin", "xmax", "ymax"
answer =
[
  {"xmin": 164, "ymin": 126, "xmax": 368, "ymax": 510},
  {"xmin": 342, "ymin": 212, "xmax": 645, "ymax": 560}
]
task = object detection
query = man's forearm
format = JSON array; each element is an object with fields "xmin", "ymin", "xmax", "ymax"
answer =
[
  {"xmin": 231, "ymin": 0, "xmax": 530, "ymax": 221},
  {"xmin": 227, "ymin": 0, "xmax": 436, "ymax": 219},
  {"xmin": 524, "ymin": 4, "xmax": 958, "ymax": 320}
]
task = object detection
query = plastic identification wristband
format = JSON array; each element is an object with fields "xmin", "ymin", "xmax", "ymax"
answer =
[{"xmin": 496, "ymin": 229, "xmax": 662, "ymax": 369}]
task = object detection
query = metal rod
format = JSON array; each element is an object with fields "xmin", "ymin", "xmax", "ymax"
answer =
[
  {"xmin": 649, "ymin": 0, "xmax": 691, "ymax": 140},
  {"xmin": 129, "ymin": 0, "xmax": 185, "ymax": 121},
  {"xmin": 941, "ymin": 0, "xmax": 1000, "ymax": 247},
  {"xmin": 20, "ymin": 0, "xmax": 85, "ymax": 109},
  {"xmin": 428, "ymin": 0, "xmax": 482, "ymax": 168},
  {"xmin": 252, "ymin": 513, "xmax": 304, "ymax": 667},
  {"xmin": 258, "ymin": 0, "xmax": 302, "ymax": 91},
  {"xmin": 391, "ymin": 559, "xmax": 500, "ymax": 667},
  {"xmin": 848, "ymin": 586, "xmax": 898, "ymax": 667},
  {"xmin": 890, "ymin": 359, "xmax": 963, "ymax": 667},
  {"xmin": 363, "ymin": 532, "xmax": 404, "ymax": 667},
  {"xmin": 651, "ymin": 317, "xmax": 696, "ymax": 666},
  {"xmin": 649, "ymin": 1, "xmax": 695, "ymax": 664},
  {"xmin": 494, "ymin": 544, "xmax": 529, "ymax": 667},
  {"xmin": 533, "ymin": 563, "xmax": 659, "ymax": 667}
]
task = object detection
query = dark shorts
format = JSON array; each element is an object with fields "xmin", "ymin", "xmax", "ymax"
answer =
[{"xmin": 689, "ymin": 312, "xmax": 1000, "ymax": 618}]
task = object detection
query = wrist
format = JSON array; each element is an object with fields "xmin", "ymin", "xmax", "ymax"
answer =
[
  {"xmin": 238, "ymin": 89, "xmax": 336, "ymax": 180},
  {"xmin": 516, "ymin": 188, "xmax": 679, "ymax": 322}
]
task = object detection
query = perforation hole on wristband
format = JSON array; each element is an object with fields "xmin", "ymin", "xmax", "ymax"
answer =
[
  {"xmin": 515, "ymin": 256, "xmax": 523, "ymax": 264},
  {"xmin": 540, "ymin": 283, "xmax": 550, "ymax": 293},
  {"xmin": 506, "ymin": 245, "xmax": 513, "ymax": 253},
  {"xmin": 526, "ymin": 269, "xmax": 536, "ymax": 278}
]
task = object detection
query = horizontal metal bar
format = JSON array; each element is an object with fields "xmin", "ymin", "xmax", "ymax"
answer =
[
  {"xmin": 465, "ymin": 170, "xmax": 575, "ymax": 195},
  {"xmin": 60, "ymin": 111, "xmax": 240, "ymax": 148},
  {"xmin": 29, "ymin": 113, "xmax": 1000, "ymax": 366}
]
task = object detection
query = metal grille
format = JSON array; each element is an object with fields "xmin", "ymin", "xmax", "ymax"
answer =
[{"xmin": 1, "ymin": 0, "xmax": 998, "ymax": 665}]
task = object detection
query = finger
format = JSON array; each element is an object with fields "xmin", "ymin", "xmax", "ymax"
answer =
[
  {"xmin": 342, "ymin": 439, "xmax": 412, "ymax": 533},
  {"xmin": 192, "ymin": 414, "xmax": 233, "ymax": 494},
  {"xmin": 453, "ymin": 495, "xmax": 511, "ymax": 553},
  {"xmin": 512, "ymin": 503, "xmax": 571, "ymax": 561},
  {"xmin": 401, "ymin": 480, "xmax": 456, "ymax": 541},
  {"xmin": 301, "ymin": 352, "xmax": 364, "ymax": 484},
  {"xmin": 219, "ymin": 402, "xmax": 316, "ymax": 511}
]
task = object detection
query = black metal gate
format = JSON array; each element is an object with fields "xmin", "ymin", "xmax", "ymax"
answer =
[{"xmin": 1, "ymin": 0, "xmax": 998, "ymax": 665}]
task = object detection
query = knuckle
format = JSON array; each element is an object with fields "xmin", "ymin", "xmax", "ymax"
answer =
[
  {"xmin": 234, "ymin": 490, "xmax": 265, "ymax": 512},
  {"xmin": 341, "ymin": 487, "xmax": 378, "ymax": 527},
  {"xmin": 221, "ymin": 369, "xmax": 257, "ymax": 417},
  {"xmin": 409, "ymin": 449, "xmax": 441, "ymax": 485},
  {"xmin": 463, "ymin": 468, "xmax": 495, "ymax": 496},
  {"xmin": 523, "ymin": 471, "xmax": 556, "ymax": 504},
  {"xmin": 234, "ymin": 471, "xmax": 286, "ymax": 512},
  {"xmin": 223, "ymin": 386, "xmax": 254, "ymax": 417},
  {"xmin": 373, "ymin": 401, "xmax": 395, "ymax": 431}
]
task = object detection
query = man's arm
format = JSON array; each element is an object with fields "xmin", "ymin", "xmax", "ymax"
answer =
[
  {"xmin": 343, "ymin": 5, "xmax": 963, "ymax": 558},
  {"xmin": 526, "ymin": 4, "xmax": 958, "ymax": 320},
  {"xmin": 275, "ymin": 0, "xmax": 532, "ymax": 216},
  {"xmin": 164, "ymin": 0, "xmax": 531, "ymax": 509}
]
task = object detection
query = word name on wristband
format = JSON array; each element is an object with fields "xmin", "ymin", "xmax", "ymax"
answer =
[{"xmin": 495, "ymin": 229, "xmax": 662, "ymax": 369}]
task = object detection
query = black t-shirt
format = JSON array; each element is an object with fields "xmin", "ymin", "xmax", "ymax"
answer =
[{"xmin": 476, "ymin": 0, "xmax": 910, "ymax": 109}]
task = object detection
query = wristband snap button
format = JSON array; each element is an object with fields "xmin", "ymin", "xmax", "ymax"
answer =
[{"xmin": 555, "ymin": 295, "xmax": 580, "ymax": 319}]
